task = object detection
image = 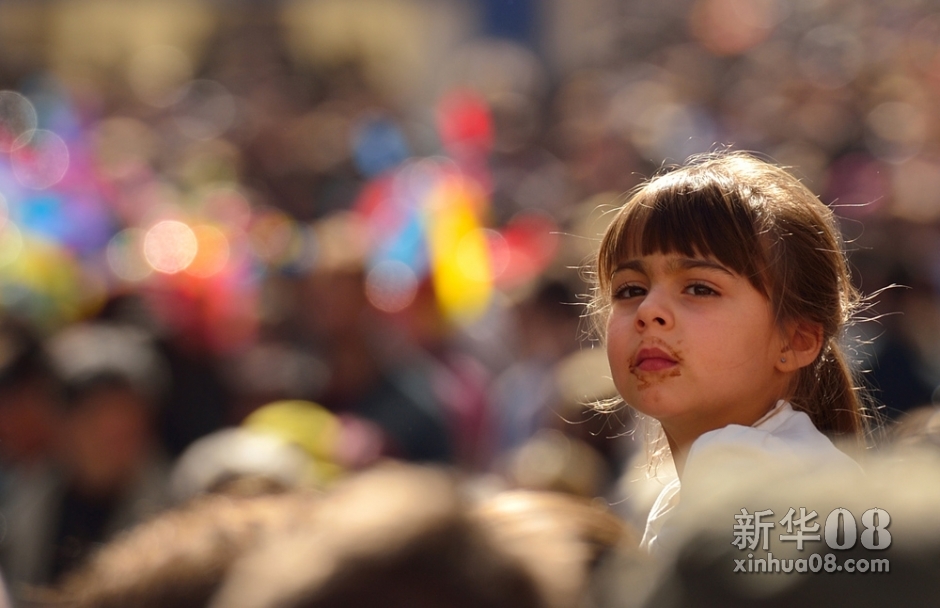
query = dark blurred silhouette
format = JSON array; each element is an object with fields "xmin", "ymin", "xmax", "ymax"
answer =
[
  {"xmin": 0, "ymin": 317, "xmax": 62, "ymax": 476},
  {"xmin": 0, "ymin": 323, "xmax": 170, "ymax": 589},
  {"xmin": 291, "ymin": 214, "xmax": 455, "ymax": 463}
]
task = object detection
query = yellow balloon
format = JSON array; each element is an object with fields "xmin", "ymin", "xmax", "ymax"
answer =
[
  {"xmin": 425, "ymin": 177, "xmax": 492, "ymax": 323},
  {"xmin": 243, "ymin": 399, "xmax": 340, "ymax": 460},
  {"xmin": 242, "ymin": 400, "xmax": 345, "ymax": 482}
]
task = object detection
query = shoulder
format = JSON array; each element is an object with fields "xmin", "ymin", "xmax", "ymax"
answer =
[{"xmin": 686, "ymin": 402, "xmax": 861, "ymax": 483}]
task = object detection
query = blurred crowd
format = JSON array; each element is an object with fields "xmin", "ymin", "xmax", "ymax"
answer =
[{"xmin": 1, "ymin": 0, "xmax": 940, "ymax": 605}]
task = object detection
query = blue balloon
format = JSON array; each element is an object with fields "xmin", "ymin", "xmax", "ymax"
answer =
[{"xmin": 352, "ymin": 117, "xmax": 410, "ymax": 178}]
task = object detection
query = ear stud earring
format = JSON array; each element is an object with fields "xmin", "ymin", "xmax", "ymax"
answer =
[{"xmin": 780, "ymin": 357, "xmax": 787, "ymax": 363}]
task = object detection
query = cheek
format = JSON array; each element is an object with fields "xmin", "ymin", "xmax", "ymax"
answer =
[
  {"xmin": 605, "ymin": 313, "xmax": 634, "ymax": 350},
  {"xmin": 605, "ymin": 314, "xmax": 636, "ymax": 382},
  {"xmin": 703, "ymin": 314, "xmax": 778, "ymax": 371}
]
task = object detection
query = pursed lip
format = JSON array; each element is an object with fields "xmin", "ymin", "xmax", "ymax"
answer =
[{"xmin": 632, "ymin": 346, "xmax": 678, "ymax": 372}]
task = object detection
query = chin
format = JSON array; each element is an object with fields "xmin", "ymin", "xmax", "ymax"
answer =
[{"xmin": 623, "ymin": 393, "xmax": 685, "ymax": 421}]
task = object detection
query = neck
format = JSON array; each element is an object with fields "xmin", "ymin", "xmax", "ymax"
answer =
[
  {"xmin": 662, "ymin": 398, "xmax": 784, "ymax": 480},
  {"xmin": 665, "ymin": 432, "xmax": 687, "ymax": 479}
]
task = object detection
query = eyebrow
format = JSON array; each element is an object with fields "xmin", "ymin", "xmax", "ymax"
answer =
[{"xmin": 612, "ymin": 257, "xmax": 735, "ymax": 277}]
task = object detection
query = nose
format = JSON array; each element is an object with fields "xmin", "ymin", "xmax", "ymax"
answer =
[{"xmin": 634, "ymin": 288, "xmax": 673, "ymax": 331}]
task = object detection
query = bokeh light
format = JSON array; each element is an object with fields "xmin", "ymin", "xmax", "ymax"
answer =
[
  {"xmin": 173, "ymin": 79, "xmax": 237, "ymax": 141},
  {"xmin": 0, "ymin": 90, "xmax": 37, "ymax": 153},
  {"xmin": 11, "ymin": 128, "xmax": 70, "ymax": 189},
  {"xmin": 199, "ymin": 184, "xmax": 253, "ymax": 231},
  {"xmin": 365, "ymin": 259, "xmax": 419, "ymax": 313},
  {"xmin": 143, "ymin": 220, "xmax": 199, "ymax": 274},
  {"xmin": 186, "ymin": 225, "xmax": 230, "ymax": 278},
  {"xmin": 0, "ymin": 222, "xmax": 24, "ymax": 268},
  {"xmin": 688, "ymin": 0, "xmax": 778, "ymax": 57},
  {"xmin": 608, "ymin": 74, "xmax": 673, "ymax": 139},
  {"xmin": 106, "ymin": 228, "xmax": 152, "ymax": 283},
  {"xmin": 865, "ymin": 101, "xmax": 927, "ymax": 164},
  {"xmin": 797, "ymin": 25, "xmax": 865, "ymax": 89}
]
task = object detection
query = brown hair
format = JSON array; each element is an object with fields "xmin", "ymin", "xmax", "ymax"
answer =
[
  {"xmin": 53, "ymin": 492, "xmax": 320, "ymax": 608},
  {"xmin": 589, "ymin": 151, "xmax": 870, "ymax": 441},
  {"xmin": 474, "ymin": 489, "xmax": 638, "ymax": 607},
  {"xmin": 209, "ymin": 464, "xmax": 546, "ymax": 608}
]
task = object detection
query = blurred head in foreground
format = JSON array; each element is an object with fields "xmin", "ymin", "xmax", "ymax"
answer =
[
  {"xmin": 210, "ymin": 465, "xmax": 542, "ymax": 608},
  {"xmin": 54, "ymin": 491, "xmax": 320, "ymax": 608},
  {"xmin": 210, "ymin": 464, "xmax": 635, "ymax": 608},
  {"xmin": 474, "ymin": 489, "xmax": 639, "ymax": 608},
  {"xmin": 53, "ymin": 464, "xmax": 638, "ymax": 608}
]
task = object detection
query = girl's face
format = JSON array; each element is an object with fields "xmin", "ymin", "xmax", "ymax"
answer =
[{"xmin": 605, "ymin": 252, "xmax": 791, "ymax": 449}]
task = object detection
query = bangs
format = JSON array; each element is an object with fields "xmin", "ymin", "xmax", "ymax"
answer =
[{"xmin": 601, "ymin": 181, "xmax": 770, "ymax": 295}]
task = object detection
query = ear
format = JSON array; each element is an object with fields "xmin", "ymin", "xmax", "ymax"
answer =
[{"xmin": 775, "ymin": 321, "xmax": 823, "ymax": 373}]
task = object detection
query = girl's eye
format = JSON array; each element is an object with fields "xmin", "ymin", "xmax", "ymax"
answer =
[
  {"xmin": 685, "ymin": 283, "xmax": 718, "ymax": 297},
  {"xmin": 613, "ymin": 284, "xmax": 646, "ymax": 299}
]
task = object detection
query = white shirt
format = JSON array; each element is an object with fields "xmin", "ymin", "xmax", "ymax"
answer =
[{"xmin": 640, "ymin": 400, "xmax": 860, "ymax": 554}]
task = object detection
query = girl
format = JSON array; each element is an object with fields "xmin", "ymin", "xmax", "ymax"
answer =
[{"xmin": 589, "ymin": 152, "xmax": 870, "ymax": 552}]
